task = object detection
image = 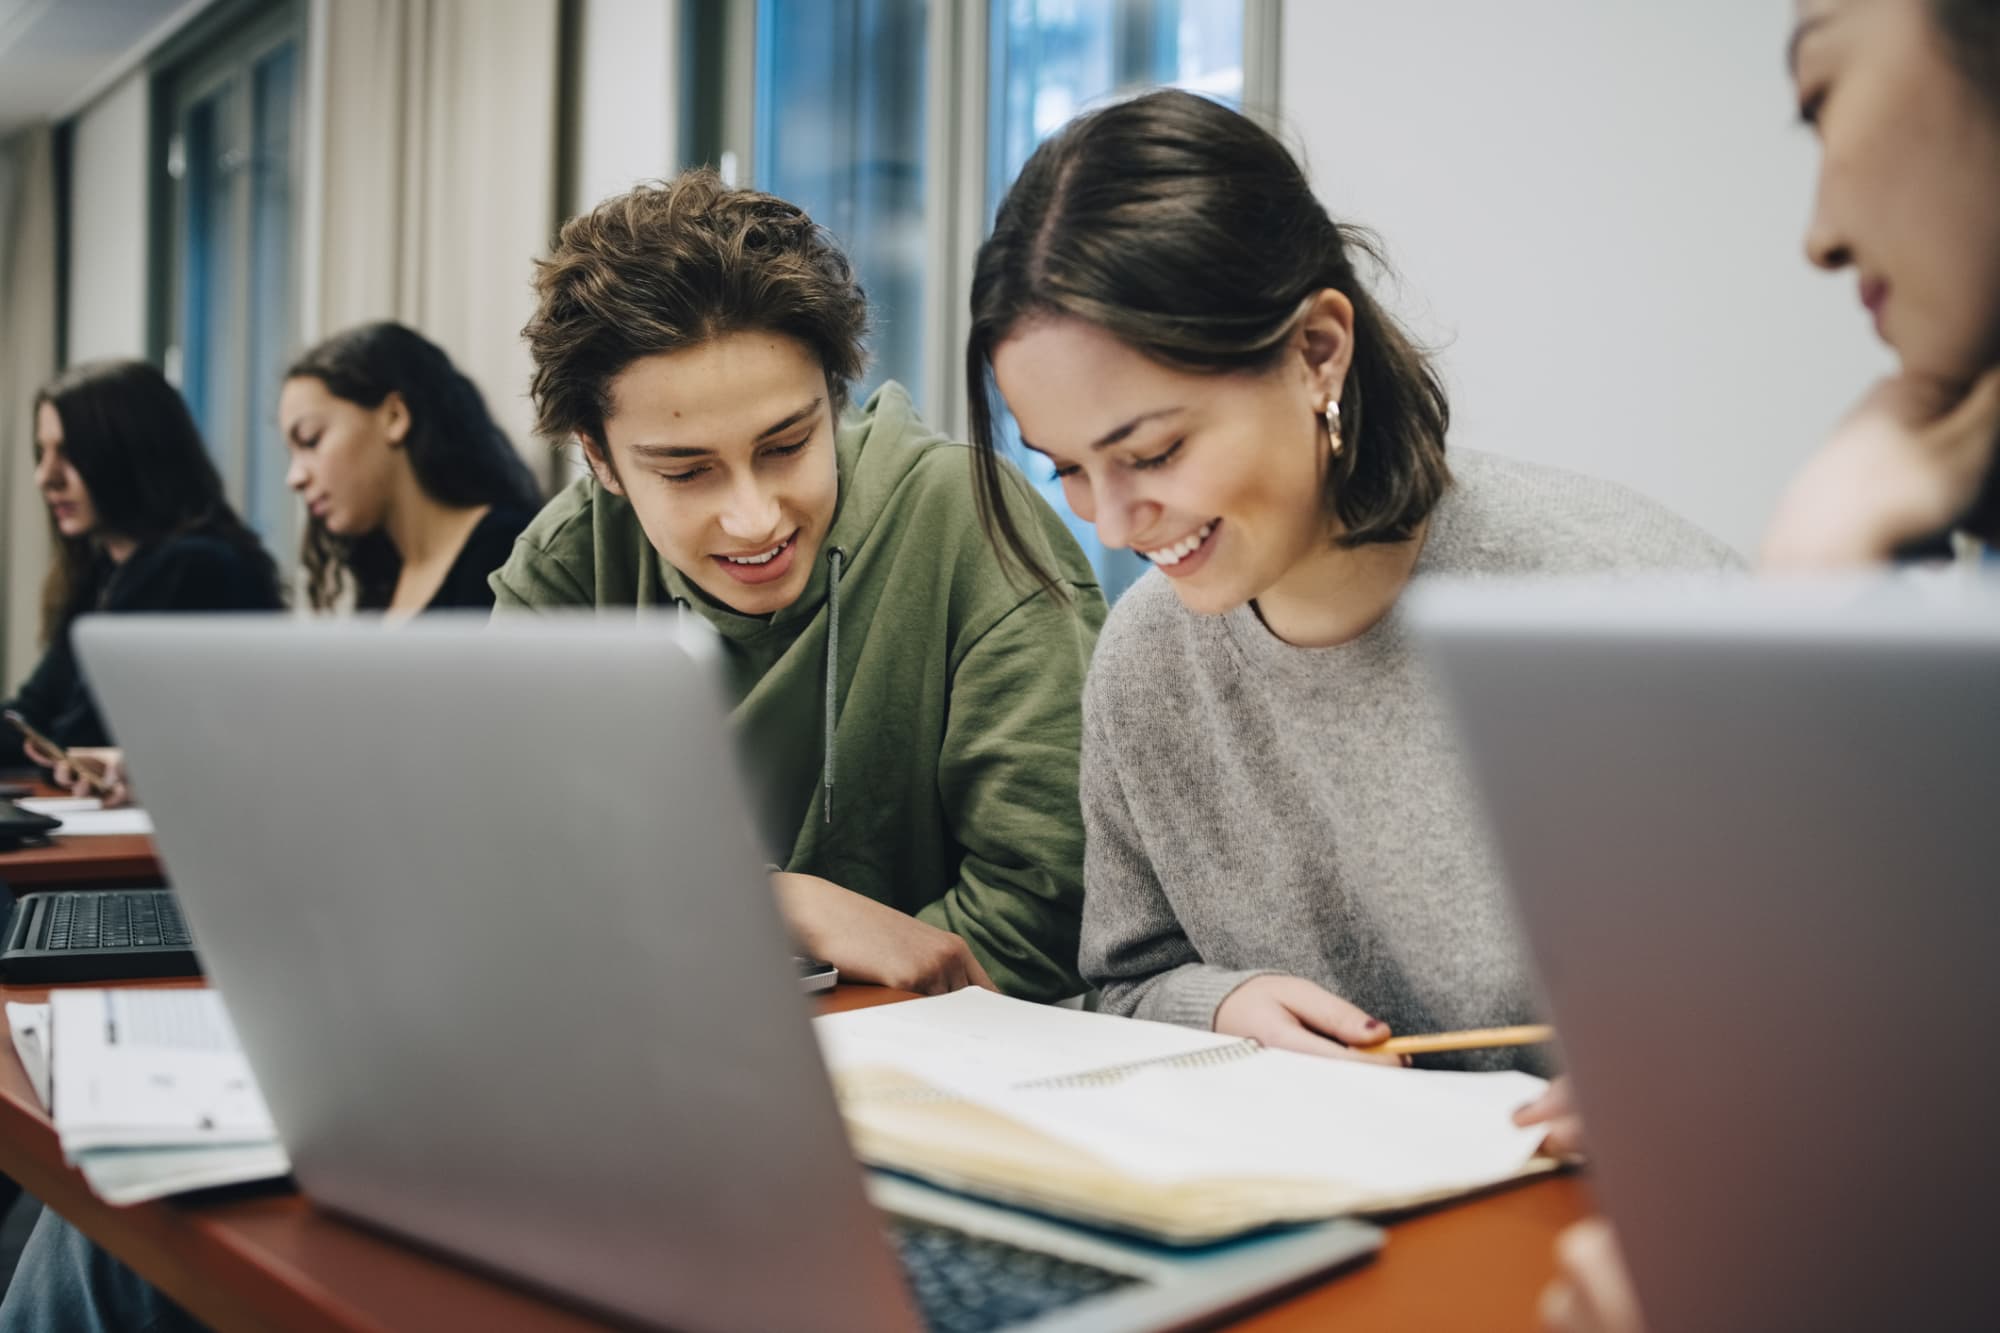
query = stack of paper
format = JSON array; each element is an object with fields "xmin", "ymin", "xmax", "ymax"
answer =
[
  {"xmin": 816, "ymin": 989, "xmax": 1554, "ymax": 1243},
  {"xmin": 13, "ymin": 797, "xmax": 155, "ymax": 837},
  {"xmin": 7, "ymin": 990, "xmax": 288, "ymax": 1204}
]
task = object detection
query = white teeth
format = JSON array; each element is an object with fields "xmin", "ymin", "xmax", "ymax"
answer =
[
  {"xmin": 1141, "ymin": 521, "xmax": 1216, "ymax": 567},
  {"xmin": 724, "ymin": 540, "xmax": 785, "ymax": 566}
]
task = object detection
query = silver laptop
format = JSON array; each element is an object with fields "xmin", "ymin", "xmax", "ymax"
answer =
[
  {"xmin": 1409, "ymin": 574, "xmax": 2000, "ymax": 1333},
  {"xmin": 76, "ymin": 614, "xmax": 1379, "ymax": 1333}
]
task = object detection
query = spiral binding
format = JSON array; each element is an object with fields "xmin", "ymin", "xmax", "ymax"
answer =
[
  {"xmin": 1015, "ymin": 1038, "xmax": 1262, "ymax": 1091},
  {"xmin": 838, "ymin": 1039, "xmax": 1266, "ymax": 1106}
]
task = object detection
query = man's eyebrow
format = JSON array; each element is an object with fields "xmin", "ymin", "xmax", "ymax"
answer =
[
  {"xmin": 627, "ymin": 442, "xmax": 712, "ymax": 460},
  {"xmin": 754, "ymin": 399, "xmax": 821, "ymax": 441},
  {"xmin": 623, "ymin": 399, "xmax": 823, "ymax": 460}
]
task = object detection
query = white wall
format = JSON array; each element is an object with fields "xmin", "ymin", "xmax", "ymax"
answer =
[
  {"xmin": 570, "ymin": 0, "xmax": 679, "ymax": 216},
  {"xmin": 65, "ymin": 71, "xmax": 150, "ymax": 364},
  {"xmin": 1280, "ymin": 2, "xmax": 1891, "ymax": 556}
]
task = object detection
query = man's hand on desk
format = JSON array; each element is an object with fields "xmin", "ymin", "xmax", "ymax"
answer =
[{"xmin": 770, "ymin": 872, "xmax": 997, "ymax": 995}]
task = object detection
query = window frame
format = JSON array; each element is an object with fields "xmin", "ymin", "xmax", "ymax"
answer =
[
  {"xmin": 148, "ymin": 0, "xmax": 307, "ymax": 560},
  {"xmin": 688, "ymin": 0, "xmax": 1280, "ymax": 441}
]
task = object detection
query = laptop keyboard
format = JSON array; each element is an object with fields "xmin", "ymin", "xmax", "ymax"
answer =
[
  {"xmin": 42, "ymin": 890, "xmax": 191, "ymax": 951},
  {"xmin": 889, "ymin": 1215, "xmax": 1140, "ymax": 1332}
]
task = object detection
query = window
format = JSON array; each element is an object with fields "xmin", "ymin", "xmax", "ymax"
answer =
[
  {"xmin": 157, "ymin": 2, "xmax": 305, "ymax": 551},
  {"xmin": 988, "ymin": 0, "xmax": 1246, "ymax": 217},
  {"xmin": 755, "ymin": 0, "xmax": 930, "ymax": 403},
  {"xmin": 987, "ymin": 0, "xmax": 1248, "ymax": 601},
  {"xmin": 724, "ymin": 0, "xmax": 1266, "ymax": 600},
  {"xmin": 708, "ymin": 0, "xmax": 1264, "ymax": 600}
]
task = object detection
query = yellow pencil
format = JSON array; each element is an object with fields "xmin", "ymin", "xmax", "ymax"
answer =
[{"xmin": 1355, "ymin": 1024, "xmax": 1556, "ymax": 1057}]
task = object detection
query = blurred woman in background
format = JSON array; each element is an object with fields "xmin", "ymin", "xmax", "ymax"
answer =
[
  {"xmin": 3, "ymin": 360, "xmax": 283, "ymax": 799},
  {"xmin": 280, "ymin": 320, "xmax": 543, "ymax": 615},
  {"xmin": 1541, "ymin": 1, "xmax": 2000, "ymax": 1328}
]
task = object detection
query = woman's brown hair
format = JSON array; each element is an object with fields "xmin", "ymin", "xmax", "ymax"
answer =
[
  {"xmin": 285, "ymin": 322, "xmax": 542, "ymax": 610},
  {"xmin": 966, "ymin": 89, "xmax": 1451, "ymax": 596},
  {"xmin": 523, "ymin": 168, "xmax": 870, "ymax": 456},
  {"xmin": 1932, "ymin": 0, "xmax": 2000, "ymax": 104},
  {"xmin": 35, "ymin": 360, "xmax": 280, "ymax": 642}
]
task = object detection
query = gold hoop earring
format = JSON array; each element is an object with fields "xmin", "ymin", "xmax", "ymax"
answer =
[{"xmin": 1322, "ymin": 399, "xmax": 1344, "ymax": 458}]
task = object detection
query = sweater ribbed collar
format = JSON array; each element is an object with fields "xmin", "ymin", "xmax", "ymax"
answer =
[{"xmin": 1218, "ymin": 477, "xmax": 1461, "ymax": 682}]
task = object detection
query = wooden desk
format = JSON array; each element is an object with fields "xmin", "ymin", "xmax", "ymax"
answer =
[
  {"xmin": 0, "ymin": 832, "xmax": 162, "ymax": 892},
  {"xmin": 1, "ymin": 783, "xmax": 164, "ymax": 891},
  {"xmin": 0, "ymin": 982, "xmax": 1588, "ymax": 1331}
]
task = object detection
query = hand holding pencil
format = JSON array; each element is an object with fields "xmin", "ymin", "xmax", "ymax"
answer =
[
  {"xmin": 1352, "ymin": 1023, "xmax": 1555, "ymax": 1058},
  {"xmin": 1217, "ymin": 976, "xmax": 1561, "ymax": 1068}
]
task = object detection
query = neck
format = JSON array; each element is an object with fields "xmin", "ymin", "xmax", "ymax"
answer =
[
  {"xmin": 381, "ymin": 470, "xmax": 487, "ymax": 567},
  {"xmin": 1250, "ymin": 517, "xmax": 1430, "ymax": 648},
  {"xmin": 98, "ymin": 533, "xmax": 139, "ymax": 565}
]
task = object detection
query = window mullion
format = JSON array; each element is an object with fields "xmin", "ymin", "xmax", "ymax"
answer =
[
  {"xmin": 922, "ymin": 0, "xmax": 987, "ymax": 441},
  {"xmin": 224, "ymin": 72, "xmax": 257, "ymax": 515},
  {"xmin": 1241, "ymin": 0, "xmax": 1283, "ymax": 126}
]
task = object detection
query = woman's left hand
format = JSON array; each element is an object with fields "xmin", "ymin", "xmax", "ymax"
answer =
[
  {"xmin": 1513, "ymin": 1074, "xmax": 1586, "ymax": 1158},
  {"xmin": 1762, "ymin": 368, "xmax": 2000, "ymax": 568}
]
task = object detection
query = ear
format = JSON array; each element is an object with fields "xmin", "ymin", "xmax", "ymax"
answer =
[
  {"xmin": 380, "ymin": 391, "xmax": 412, "ymax": 449},
  {"xmin": 1295, "ymin": 288, "xmax": 1357, "ymax": 408},
  {"xmin": 577, "ymin": 433, "xmax": 625, "ymax": 496}
]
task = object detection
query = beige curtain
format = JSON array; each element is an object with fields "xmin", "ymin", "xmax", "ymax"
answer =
[
  {"xmin": 0, "ymin": 125, "xmax": 60, "ymax": 694},
  {"xmin": 310, "ymin": 0, "xmax": 562, "ymax": 484}
]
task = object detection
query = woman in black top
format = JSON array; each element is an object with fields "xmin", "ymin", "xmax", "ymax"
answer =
[
  {"xmin": 279, "ymin": 322, "xmax": 543, "ymax": 616},
  {"xmin": 4, "ymin": 360, "xmax": 284, "ymax": 770}
]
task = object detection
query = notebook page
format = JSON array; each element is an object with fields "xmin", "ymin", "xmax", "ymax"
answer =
[
  {"xmin": 7, "ymin": 1003, "xmax": 51, "ymax": 1110},
  {"xmin": 815, "ymin": 988, "xmax": 1240, "ymax": 1094},
  {"xmin": 51, "ymin": 989, "xmax": 276, "ymax": 1151},
  {"xmin": 976, "ymin": 1047, "xmax": 1548, "ymax": 1192},
  {"xmin": 14, "ymin": 798, "xmax": 154, "ymax": 837}
]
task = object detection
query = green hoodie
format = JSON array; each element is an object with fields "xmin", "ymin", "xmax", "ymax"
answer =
[{"xmin": 490, "ymin": 383, "xmax": 1104, "ymax": 1000}]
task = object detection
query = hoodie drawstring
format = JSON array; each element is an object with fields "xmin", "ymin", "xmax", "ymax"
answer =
[{"xmin": 823, "ymin": 547, "xmax": 845, "ymax": 824}]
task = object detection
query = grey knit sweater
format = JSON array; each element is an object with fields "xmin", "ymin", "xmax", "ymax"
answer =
[{"xmin": 1078, "ymin": 449, "xmax": 1739, "ymax": 1072}]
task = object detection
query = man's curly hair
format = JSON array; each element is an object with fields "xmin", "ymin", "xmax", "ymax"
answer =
[{"xmin": 524, "ymin": 169, "xmax": 870, "ymax": 448}]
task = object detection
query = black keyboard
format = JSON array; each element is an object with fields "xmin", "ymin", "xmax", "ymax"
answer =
[
  {"xmin": 888, "ymin": 1215, "xmax": 1141, "ymax": 1333},
  {"xmin": 1, "ymin": 888, "xmax": 201, "ymax": 983}
]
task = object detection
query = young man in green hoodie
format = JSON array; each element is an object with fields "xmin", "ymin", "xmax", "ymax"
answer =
[
  {"xmin": 491, "ymin": 170, "xmax": 1103, "ymax": 1002},
  {"xmin": 0, "ymin": 171, "xmax": 1103, "ymax": 1333}
]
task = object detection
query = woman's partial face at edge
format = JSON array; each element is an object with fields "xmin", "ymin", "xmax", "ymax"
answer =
[
  {"xmin": 584, "ymin": 330, "xmax": 841, "ymax": 617},
  {"xmin": 990, "ymin": 292, "xmax": 1354, "ymax": 617},
  {"xmin": 1793, "ymin": 0, "xmax": 2000, "ymax": 380},
  {"xmin": 33, "ymin": 401, "xmax": 99, "ymax": 541}
]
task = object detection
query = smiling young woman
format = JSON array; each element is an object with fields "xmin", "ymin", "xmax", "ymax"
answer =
[{"xmin": 968, "ymin": 90, "xmax": 1737, "ymax": 1069}]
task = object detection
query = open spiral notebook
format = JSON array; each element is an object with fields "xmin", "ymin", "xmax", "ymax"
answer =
[{"xmin": 814, "ymin": 989, "xmax": 1557, "ymax": 1244}]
